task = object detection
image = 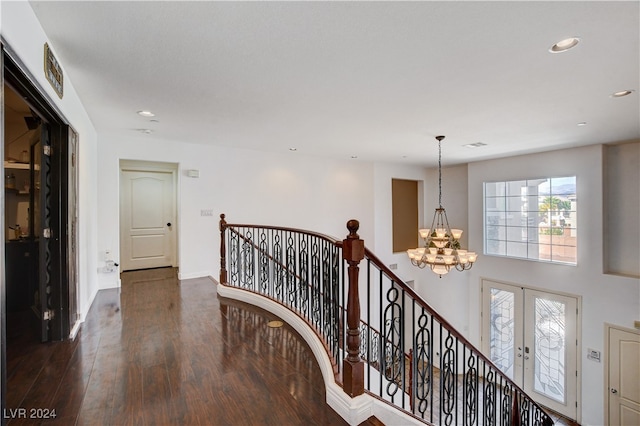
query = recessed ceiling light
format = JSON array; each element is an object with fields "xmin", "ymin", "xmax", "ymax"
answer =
[
  {"xmin": 549, "ymin": 37, "xmax": 580, "ymax": 53},
  {"xmin": 463, "ymin": 142, "xmax": 487, "ymax": 149},
  {"xmin": 351, "ymin": 155, "xmax": 358, "ymax": 159},
  {"xmin": 137, "ymin": 110, "xmax": 155, "ymax": 117},
  {"xmin": 577, "ymin": 122, "xmax": 587, "ymax": 126},
  {"xmin": 289, "ymin": 148, "xmax": 297, "ymax": 151},
  {"xmin": 611, "ymin": 90, "xmax": 635, "ymax": 98},
  {"xmin": 138, "ymin": 129, "xmax": 153, "ymax": 134},
  {"xmin": 150, "ymin": 119, "xmax": 160, "ymax": 123}
]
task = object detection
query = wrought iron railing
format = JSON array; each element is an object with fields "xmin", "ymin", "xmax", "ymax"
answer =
[{"xmin": 219, "ymin": 215, "xmax": 554, "ymax": 426}]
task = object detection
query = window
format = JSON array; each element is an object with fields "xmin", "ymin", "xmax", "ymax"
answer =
[{"xmin": 484, "ymin": 177, "xmax": 577, "ymax": 264}]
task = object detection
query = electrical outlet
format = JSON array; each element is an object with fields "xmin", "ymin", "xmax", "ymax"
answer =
[
  {"xmin": 389, "ymin": 263, "xmax": 398, "ymax": 270},
  {"xmin": 201, "ymin": 209, "xmax": 213, "ymax": 216}
]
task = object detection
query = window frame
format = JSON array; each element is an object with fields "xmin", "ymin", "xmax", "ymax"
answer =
[{"xmin": 483, "ymin": 176, "xmax": 577, "ymax": 265}]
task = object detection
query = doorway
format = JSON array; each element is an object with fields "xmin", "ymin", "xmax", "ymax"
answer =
[
  {"xmin": 481, "ymin": 279, "xmax": 580, "ymax": 421},
  {"xmin": 119, "ymin": 160, "xmax": 177, "ymax": 271},
  {"xmin": 2, "ymin": 47, "xmax": 80, "ymax": 417},
  {"xmin": 2, "ymin": 50, "xmax": 78, "ymax": 338},
  {"xmin": 606, "ymin": 325, "xmax": 640, "ymax": 425}
]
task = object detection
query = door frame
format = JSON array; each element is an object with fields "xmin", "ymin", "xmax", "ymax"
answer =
[
  {"xmin": 480, "ymin": 277, "xmax": 582, "ymax": 423},
  {"xmin": 67, "ymin": 128, "xmax": 80, "ymax": 338},
  {"xmin": 119, "ymin": 160, "xmax": 179, "ymax": 272},
  {"xmin": 1, "ymin": 41, "xmax": 6, "ymax": 410},
  {"xmin": 2, "ymin": 42, "xmax": 80, "ymax": 414},
  {"xmin": 3, "ymin": 49, "xmax": 74, "ymax": 341},
  {"xmin": 604, "ymin": 323, "xmax": 640, "ymax": 426}
]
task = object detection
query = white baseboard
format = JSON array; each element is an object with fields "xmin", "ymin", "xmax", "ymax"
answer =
[
  {"xmin": 177, "ymin": 270, "xmax": 212, "ymax": 280},
  {"xmin": 69, "ymin": 318, "xmax": 83, "ymax": 340},
  {"xmin": 216, "ymin": 284, "xmax": 422, "ymax": 426}
]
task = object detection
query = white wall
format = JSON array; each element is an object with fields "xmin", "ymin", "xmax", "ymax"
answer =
[
  {"xmin": 371, "ymin": 162, "xmax": 471, "ymax": 333},
  {"xmin": 97, "ymin": 133, "xmax": 375, "ymax": 287},
  {"xmin": 465, "ymin": 144, "xmax": 640, "ymax": 425},
  {"xmin": 1, "ymin": 2, "xmax": 100, "ymax": 322}
]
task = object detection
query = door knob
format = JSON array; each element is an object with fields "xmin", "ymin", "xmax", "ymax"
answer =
[
  {"xmin": 167, "ymin": 223, "xmax": 172, "ymax": 227},
  {"xmin": 611, "ymin": 389, "xmax": 618, "ymax": 394}
]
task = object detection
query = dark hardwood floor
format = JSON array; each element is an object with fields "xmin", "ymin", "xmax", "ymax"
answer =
[
  {"xmin": 5, "ymin": 268, "xmax": 349, "ymax": 425},
  {"xmin": 4, "ymin": 267, "xmax": 579, "ymax": 425}
]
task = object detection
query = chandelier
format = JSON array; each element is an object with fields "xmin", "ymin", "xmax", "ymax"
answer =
[{"xmin": 407, "ymin": 135, "xmax": 477, "ymax": 277}]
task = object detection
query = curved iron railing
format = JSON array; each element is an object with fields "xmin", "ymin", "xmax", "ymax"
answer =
[{"xmin": 219, "ymin": 215, "xmax": 554, "ymax": 426}]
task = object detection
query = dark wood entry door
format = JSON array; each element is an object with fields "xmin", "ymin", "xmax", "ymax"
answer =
[{"xmin": 34, "ymin": 124, "xmax": 53, "ymax": 342}]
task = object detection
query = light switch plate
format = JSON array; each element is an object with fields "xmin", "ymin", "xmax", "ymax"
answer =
[{"xmin": 587, "ymin": 348, "xmax": 601, "ymax": 362}]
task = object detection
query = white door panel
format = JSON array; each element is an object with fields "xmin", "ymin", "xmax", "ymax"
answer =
[
  {"xmin": 131, "ymin": 235, "xmax": 165, "ymax": 258},
  {"xmin": 131, "ymin": 177, "xmax": 164, "ymax": 227},
  {"xmin": 609, "ymin": 327, "xmax": 640, "ymax": 426},
  {"xmin": 120, "ymin": 169, "xmax": 175, "ymax": 271}
]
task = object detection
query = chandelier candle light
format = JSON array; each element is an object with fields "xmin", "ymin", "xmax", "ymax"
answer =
[{"xmin": 407, "ymin": 135, "xmax": 477, "ymax": 277}]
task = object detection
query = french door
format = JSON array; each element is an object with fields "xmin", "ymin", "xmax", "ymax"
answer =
[{"xmin": 482, "ymin": 280, "xmax": 579, "ymax": 420}]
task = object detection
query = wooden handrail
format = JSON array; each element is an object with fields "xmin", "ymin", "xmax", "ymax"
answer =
[{"xmin": 221, "ymin": 220, "xmax": 343, "ymax": 247}]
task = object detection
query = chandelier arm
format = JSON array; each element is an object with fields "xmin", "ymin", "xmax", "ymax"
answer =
[{"xmin": 440, "ymin": 206, "xmax": 454, "ymax": 240}]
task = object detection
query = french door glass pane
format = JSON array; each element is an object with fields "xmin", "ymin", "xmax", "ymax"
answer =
[
  {"xmin": 533, "ymin": 297, "xmax": 566, "ymax": 403},
  {"xmin": 489, "ymin": 288, "xmax": 515, "ymax": 380}
]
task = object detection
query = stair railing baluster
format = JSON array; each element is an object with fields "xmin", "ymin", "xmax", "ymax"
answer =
[{"xmin": 218, "ymin": 215, "xmax": 555, "ymax": 426}]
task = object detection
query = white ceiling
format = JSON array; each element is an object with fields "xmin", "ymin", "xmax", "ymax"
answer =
[{"xmin": 27, "ymin": 1, "xmax": 639, "ymax": 166}]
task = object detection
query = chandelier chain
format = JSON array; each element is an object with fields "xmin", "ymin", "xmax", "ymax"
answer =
[{"xmin": 438, "ymin": 137, "xmax": 442, "ymax": 208}]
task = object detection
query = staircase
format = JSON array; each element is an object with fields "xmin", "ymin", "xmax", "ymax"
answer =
[{"xmin": 218, "ymin": 214, "xmax": 554, "ymax": 426}]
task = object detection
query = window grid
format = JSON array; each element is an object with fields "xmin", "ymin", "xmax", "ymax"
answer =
[{"xmin": 484, "ymin": 177, "xmax": 577, "ymax": 265}]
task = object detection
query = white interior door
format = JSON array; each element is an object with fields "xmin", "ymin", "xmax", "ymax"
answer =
[
  {"xmin": 482, "ymin": 280, "xmax": 579, "ymax": 420},
  {"xmin": 120, "ymin": 168, "xmax": 175, "ymax": 271},
  {"xmin": 608, "ymin": 326, "xmax": 640, "ymax": 426}
]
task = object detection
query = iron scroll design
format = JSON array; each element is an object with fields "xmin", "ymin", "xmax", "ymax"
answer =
[
  {"xmin": 222, "ymin": 223, "xmax": 344, "ymax": 377},
  {"xmin": 220, "ymin": 219, "xmax": 555, "ymax": 426}
]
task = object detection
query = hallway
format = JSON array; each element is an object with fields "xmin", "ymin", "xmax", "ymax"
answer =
[{"xmin": 5, "ymin": 268, "xmax": 348, "ymax": 425}]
